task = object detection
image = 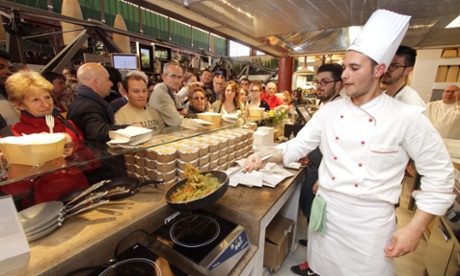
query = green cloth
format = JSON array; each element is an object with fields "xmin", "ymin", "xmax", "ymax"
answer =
[{"xmin": 308, "ymin": 195, "xmax": 327, "ymax": 235}]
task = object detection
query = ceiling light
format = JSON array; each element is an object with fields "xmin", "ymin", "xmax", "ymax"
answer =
[
  {"xmin": 183, "ymin": 0, "xmax": 190, "ymax": 8},
  {"xmin": 446, "ymin": 15, "xmax": 460, "ymax": 28}
]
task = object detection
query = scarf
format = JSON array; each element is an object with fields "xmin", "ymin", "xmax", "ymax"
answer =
[{"xmin": 75, "ymin": 84, "xmax": 115, "ymax": 124}]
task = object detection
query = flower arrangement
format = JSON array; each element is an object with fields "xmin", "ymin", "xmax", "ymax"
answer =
[{"xmin": 266, "ymin": 105, "xmax": 289, "ymax": 126}]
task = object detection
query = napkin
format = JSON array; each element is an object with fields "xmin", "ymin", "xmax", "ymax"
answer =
[{"xmin": 107, "ymin": 126, "xmax": 152, "ymax": 146}]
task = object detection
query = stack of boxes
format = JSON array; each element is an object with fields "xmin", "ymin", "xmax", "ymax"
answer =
[
  {"xmin": 435, "ymin": 48, "xmax": 460, "ymax": 83},
  {"xmin": 124, "ymin": 128, "xmax": 254, "ymax": 185}
]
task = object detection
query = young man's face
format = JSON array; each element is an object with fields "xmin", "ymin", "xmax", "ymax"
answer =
[
  {"xmin": 200, "ymin": 71, "xmax": 212, "ymax": 85},
  {"xmin": 127, "ymin": 78, "xmax": 148, "ymax": 109},
  {"xmin": 0, "ymin": 57, "xmax": 15, "ymax": 86},
  {"xmin": 314, "ymin": 71, "xmax": 338, "ymax": 102},
  {"xmin": 381, "ymin": 55, "xmax": 409, "ymax": 85},
  {"xmin": 240, "ymin": 80, "xmax": 249, "ymax": 90},
  {"xmin": 341, "ymin": 51, "xmax": 377, "ymax": 100}
]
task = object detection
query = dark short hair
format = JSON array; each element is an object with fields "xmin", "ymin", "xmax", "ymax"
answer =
[
  {"xmin": 41, "ymin": 71, "xmax": 66, "ymax": 83},
  {"xmin": 317, "ymin": 63, "xmax": 343, "ymax": 81},
  {"xmin": 122, "ymin": 74, "xmax": 146, "ymax": 92},
  {"xmin": 395, "ymin": 45, "xmax": 417, "ymax": 67},
  {"xmin": 240, "ymin": 77, "xmax": 249, "ymax": 83},
  {"xmin": 0, "ymin": 50, "xmax": 12, "ymax": 61},
  {"xmin": 200, "ymin": 68, "xmax": 211, "ymax": 76},
  {"xmin": 63, "ymin": 67, "xmax": 76, "ymax": 76},
  {"xmin": 104, "ymin": 66, "xmax": 122, "ymax": 92},
  {"xmin": 212, "ymin": 72, "xmax": 223, "ymax": 80}
]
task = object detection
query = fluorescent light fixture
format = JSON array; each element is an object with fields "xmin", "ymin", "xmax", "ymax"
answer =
[{"xmin": 446, "ymin": 15, "xmax": 460, "ymax": 28}]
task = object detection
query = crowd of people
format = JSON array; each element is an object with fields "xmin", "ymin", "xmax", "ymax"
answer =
[{"xmin": 0, "ymin": 49, "xmax": 304, "ymax": 209}]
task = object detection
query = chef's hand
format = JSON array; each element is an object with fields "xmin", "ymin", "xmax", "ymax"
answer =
[
  {"xmin": 243, "ymin": 152, "xmax": 266, "ymax": 173},
  {"xmin": 384, "ymin": 226, "xmax": 421, "ymax": 258},
  {"xmin": 298, "ymin": 156, "xmax": 310, "ymax": 166},
  {"xmin": 312, "ymin": 181, "xmax": 319, "ymax": 194},
  {"xmin": 385, "ymin": 209, "xmax": 433, "ymax": 258}
]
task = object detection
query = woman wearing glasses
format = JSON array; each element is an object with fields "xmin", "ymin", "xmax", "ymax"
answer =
[
  {"xmin": 248, "ymin": 81, "xmax": 270, "ymax": 111},
  {"xmin": 185, "ymin": 87, "xmax": 207, "ymax": 119},
  {"xmin": 211, "ymin": 81, "xmax": 242, "ymax": 115}
]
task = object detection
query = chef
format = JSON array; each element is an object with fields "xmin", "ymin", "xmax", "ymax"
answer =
[
  {"xmin": 245, "ymin": 9, "xmax": 455, "ymax": 276},
  {"xmin": 426, "ymin": 85, "xmax": 460, "ymax": 139}
]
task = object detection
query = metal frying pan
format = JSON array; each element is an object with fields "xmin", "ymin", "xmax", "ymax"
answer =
[
  {"xmin": 165, "ymin": 170, "xmax": 229, "ymax": 212},
  {"xmin": 19, "ymin": 196, "xmax": 109, "ymax": 236}
]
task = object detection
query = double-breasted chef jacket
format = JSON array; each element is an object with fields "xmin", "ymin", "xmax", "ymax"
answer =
[{"xmin": 276, "ymin": 92, "xmax": 455, "ymax": 275}]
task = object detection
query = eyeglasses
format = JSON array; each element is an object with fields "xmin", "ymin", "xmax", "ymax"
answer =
[
  {"xmin": 193, "ymin": 97, "xmax": 205, "ymax": 100},
  {"xmin": 165, "ymin": 74, "xmax": 182, "ymax": 79},
  {"xmin": 250, "ymin": 90, "xmax": 261, "ymax": 93},
  {"xmin": 313, "ymin": 79, "xmax": 339, "ymax": 86},
  {"xmin": 387, "ymin": 63, "xmax": 410, "ymax": 72}
]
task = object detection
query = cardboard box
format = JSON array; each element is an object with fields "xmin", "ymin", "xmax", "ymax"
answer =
[
  {"xmin": 446, "ymin": 65, "xmax": 459, "ymax": 82},
  {"xmin": 264, "ymin": 215, "xmax": 295, "ymax": 272},
  {"xmin": 436, "ymin": 66, "xmax": 448, "ymax": 82},
  {"xmin": 0, "ymin": 133, "xmax": 66, "ymax": 166},
  {"xmin": 442, "ymin": 49, "xmax": 458, "ymax": 58}
]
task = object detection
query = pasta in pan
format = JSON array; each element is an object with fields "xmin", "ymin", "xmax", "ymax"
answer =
[{"xmin": 169, "ymin": 164, "xmax": 221, "ymax": 203}]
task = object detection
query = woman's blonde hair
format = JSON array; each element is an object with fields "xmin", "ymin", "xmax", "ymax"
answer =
[
  {"xmin": 222, "ymin": 81, "xmax": 241, "ymax": 110},
  {"xmin": 6, "ymin": 70, "xmax": 53, "ymax": 106},
  {"xmin": 283, "ymin": 90, "xmax": 292, "ymax": 104}
]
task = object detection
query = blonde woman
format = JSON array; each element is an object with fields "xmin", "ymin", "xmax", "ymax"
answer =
[
  {"xmin": 211, "ymin": 81, "xmax": 242, "ymax": 114},
  {"xmin": 3, "ymin": 70, "xmax": 90, "ymax": 208}
]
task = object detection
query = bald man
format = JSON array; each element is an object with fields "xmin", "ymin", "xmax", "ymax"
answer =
[
  {"xmin": 426, "ymin": 85, "xmax": 460, "ymax": 139},
  {"xmin": 67, "ymin": 63, "xmax": 128, "ymax": 142},
  {"xmin": 261, "ymin": 82, "xmax": 285, "ymax": 109}
]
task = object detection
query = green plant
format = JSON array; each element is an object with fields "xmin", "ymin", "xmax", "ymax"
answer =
[{"xmin": 266, "ymin": 105, "xmax": 288, "ymax": 126}]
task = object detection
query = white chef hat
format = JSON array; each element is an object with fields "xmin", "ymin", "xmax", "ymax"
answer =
[{"xmin": 348, "ymin": 9, "xmax": 411, "ymax": 70}]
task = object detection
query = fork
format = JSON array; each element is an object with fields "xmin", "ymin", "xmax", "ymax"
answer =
[{"xmin": 45, "ymin": 115, "xmax": 54, "ymax": 134}]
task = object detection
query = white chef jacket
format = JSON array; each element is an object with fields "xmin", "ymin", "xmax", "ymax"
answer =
[
  {"xmin": 278, "ymin": 92, "xmax": 454, "ymax": 214},
  {"xmin": 389, "ymin": 85, "xmax": 426, "ymax": 111},
  {"xmin": 277, "ymin": 93, "xmax": 454, "ymax": 275},
  {"xmin": 426, "ymin": 100, "xmax": 460, "ymax": 140}
]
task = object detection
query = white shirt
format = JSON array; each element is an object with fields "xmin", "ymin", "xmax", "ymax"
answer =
[
  {"xmin": 390, "ymin": 85, "xmax": 426, "ymax": 111},
  {"xmin": 426, "ymin": 100, "xmax": 460, "ymax": 139},
  {"xmin": 277, "ymin": 93, "xmax": 454, "ymax": 215}
]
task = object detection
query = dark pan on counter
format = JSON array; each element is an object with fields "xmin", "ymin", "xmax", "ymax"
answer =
[{"xmin": 165, "ymin": 170, "xmax": 229, "ymax": 212}]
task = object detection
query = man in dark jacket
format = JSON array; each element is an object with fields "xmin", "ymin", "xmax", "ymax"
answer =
[{"xmin": 67, "ymin": 63, "xmax": 127, "ymax": 142}]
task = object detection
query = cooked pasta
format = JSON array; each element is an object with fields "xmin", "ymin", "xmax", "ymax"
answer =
[{"xmin": 169, "ymin": 164, "xmax": 221, "ymax": 203}]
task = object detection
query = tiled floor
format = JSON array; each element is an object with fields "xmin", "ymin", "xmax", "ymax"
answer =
[{"xmin": 268, "ymin": 177, "xmax": 427, "ymax": 276}]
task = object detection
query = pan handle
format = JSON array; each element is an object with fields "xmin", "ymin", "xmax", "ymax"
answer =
[
  {"xmin": 138, "ymin": 179, "xmax": 164, "ymax": 188},
  {"xmin": 65, "ymin": 180, "xmax": 109, "ymax": 207},
  {"xmin": 65, "ymin": 191, "xmax": 108, "ymax": 213},
  {"xmin": 65, "ymin": 199, "xmax": 109, "ymax": 218}
]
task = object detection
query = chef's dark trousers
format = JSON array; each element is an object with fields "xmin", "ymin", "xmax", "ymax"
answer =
[{"xmin": 299, "ymin": 147, "xmax": 322, "ymax": 220}]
